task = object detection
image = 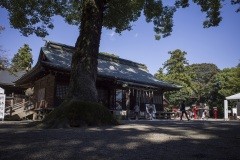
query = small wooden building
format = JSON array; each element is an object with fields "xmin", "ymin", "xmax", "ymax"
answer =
[
  {"xmin": 0, "ymin": 70, "xmax": 26, "ymax": 96},
  {"xmin": 0, "ymin": 70, "xmax": 27, "ymax": 106},
  {"xmin": 15, "ymin": 41, "xmax": 180, "ymax": 117}
]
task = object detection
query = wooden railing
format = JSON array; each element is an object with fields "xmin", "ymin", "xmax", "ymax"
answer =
[{"xmin": 5, "ymin": 100, "xmax": 34, "ymax": 116}]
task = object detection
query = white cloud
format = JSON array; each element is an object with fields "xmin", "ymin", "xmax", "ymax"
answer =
[
  {"xmin": 107, "ymin": 31, "xmax": 115, "ymax": 40},
  {"xmin": 110, "ymin": 31, "xmax": 115, "ymax": 37}
]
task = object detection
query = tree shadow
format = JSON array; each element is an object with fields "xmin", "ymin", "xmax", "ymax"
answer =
[{"xmin": 0, "ymin": 120, "xmax": 239, "ymax": 159}]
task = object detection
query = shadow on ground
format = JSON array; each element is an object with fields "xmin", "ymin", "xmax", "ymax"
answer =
[{"xmin": 0, "ymin": 120, "xmax": 239, "ymax": 160}]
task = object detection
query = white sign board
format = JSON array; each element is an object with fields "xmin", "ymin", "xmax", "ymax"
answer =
[
  {"xmin": 0, "ymin": 87, "xmax": 4, "ymax": 94},
  {"xmin": 0, "ymin": 93, "xmax": 6, "ymax": 120}
]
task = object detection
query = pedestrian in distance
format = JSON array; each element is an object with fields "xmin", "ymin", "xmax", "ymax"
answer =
[
  {"xmin": 203, "ymin": 103, "xmax": 210, "ymax": 120},
  {"xmin": 180, "ymin": 100, "xmax": 190, "ymax": 121},
  {"xmin": 134, "ymin": 103, "xmax": 140, "ymax": 120}
]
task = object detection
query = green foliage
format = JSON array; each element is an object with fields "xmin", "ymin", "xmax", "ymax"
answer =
[
  {"xmin": 211, "ymin": 67, "xmax": 240, "ymax": 117},
  {"xmin": 193, "ymin": 0, "xmax": 223, "ymax": 28},
  {"xmin": 0, "ymin": 52, "xmax": 10, "ymax": 70},
  {"xmin": 0, "ymin": 1, "xmax": 64, "ymax": 37},
  {"xmin": 143, "ymin": 1, "xmax": 176, "ymax": 39},
  {"xmin": 154, "ymin": 68, "xmax": 164, "ymax": 80},
  {"xmin": 0, "ymin": 26, "xmax": 9, "ymax": 70},
  {"xmin": 1, "ymin": 0, "xmax": 235, "ymax": 38},
  {"xmin": 187, "ymin": 63, "xmax": 219, "ymax": 102},
  {"xmin": 155, "ymin": 49, "xmax": 193, "ymax": 105},
  {"xmin": 231, "ymin": 0, "xmax": 240, "ymax": 12},
  {"xmin": 42, "ymin": 101, "xmax": 118, "ymax": 128},
  {"xmin": 155, "ymin": 53, "xmax": 240, "ymax": 117},
  {"xmin": 1, "ymin": 0, "xmax": 239, "ymax": 120},
  {"xmin": 99, "ymin": 52, "xmax": 120, "ymax": 58},
  {"xmin": 103, "ymin": 0, "xmax": 144, "ymax": 33},
  {"xmin": 163, "ymin": 49, "xmax": 189, "ymax": 75},
  {"xmin": 215, "ymin": 67, "xmax": 240, "ymax": 97},
  {"xmin": 11, "ymin": 44, "xmax": 33, "ymax": 71}
]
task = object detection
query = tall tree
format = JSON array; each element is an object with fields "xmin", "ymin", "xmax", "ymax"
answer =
[
  {"xmin": 207, "ymin": 67, "xmax": 240, "ymax": 117},
  {"xmin": 0, "ymin": 1, "xmax": 239, "ymax": 125},
  {"xmin": 0, "ymin": 26, "xmax": 9, "ymax": 70},
  {"xmin": 0, "ymin": 53, "xmax": 10, "ymax": 70},
  {"xmin": 0, "ymin": 0, "xmax": 235, "ymax": 103},
  {"xmin": 215, "ymin": 67, "xmax": 240, "ymax": 97},
  {"xmin": 11, "ymin": 44, "xmax": 33, "ymax": 71},
  {"xmin": 155, "ymin": 49, "xmax": 194, "ymax": 105},
  {"xmin": 187, "ymin": 63, "xmax": 219, "ymax": 103}
]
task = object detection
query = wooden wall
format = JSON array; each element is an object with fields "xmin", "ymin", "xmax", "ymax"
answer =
[{"xmin": 34, "ymin": 74, "xmax": 55, "ymax": 108}]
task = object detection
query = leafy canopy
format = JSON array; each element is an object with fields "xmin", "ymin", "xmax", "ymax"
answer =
[
  {"xmin": 99, "ymin": 52, "xmax": 120, "ymax": 58},
  {"xmin": 155, "ymin": 49, "xmax": 193, "ymax": 105},
  {"xmin": 215, "ymin": 67, "xmax": 240, "ymax": 97},
  {"xmin": 11, "ymin": 44, "xmax": 33, "ymax": 71},
  {"xmin": 0, "ymin": 26, "xmax": 9, "ymax": 70},
  {"xmin": 0, "ymin": 53, "xmax": 10, "ymax": 70},
  {"xmin": 187, "ymin": 63, "xmax": 219, "ymax": 103},
  {"xmin": 1, "ymin": 0, "xmax": 238, "ymax": 39}
]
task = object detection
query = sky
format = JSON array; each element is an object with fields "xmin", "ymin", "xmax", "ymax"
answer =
[{"xmin": 0, "ymin": 2, "xmax": 240, "ymax": 75}]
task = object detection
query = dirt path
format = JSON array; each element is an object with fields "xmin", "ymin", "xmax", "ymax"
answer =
[{"xmin": 0, "ymin": 119, "xmax": 239, "ymax": 160}]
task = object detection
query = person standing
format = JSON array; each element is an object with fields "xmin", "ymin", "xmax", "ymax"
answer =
[
  {"xmin": 199, "ymin": 103, "xmax": 204, "ymax": 120},
  {"xmin": 134, "ymin": 103, "xmax": 140, "ymax": 120},
  {"xmin": 126, "ymin": 90, "xmax": 131, "ymax": 120},
  {"xmin": 180, "ymin": 100, "xmax": 190, "ymax": 121},
  {"xmin": 203, "ymin": 103, "xmax": 210, "ymax": 120},
  {"xmin": 148, "ymin": 103, "xmax": 154, "ymax": 120}
]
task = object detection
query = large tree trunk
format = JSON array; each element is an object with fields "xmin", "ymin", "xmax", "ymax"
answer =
[{"xmin": 67, "ymin": 0, "xmax": 105, "ymax": 102}]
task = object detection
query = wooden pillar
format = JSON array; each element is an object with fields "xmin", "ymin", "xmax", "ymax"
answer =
[
  {"xmin": 10, "ymin": 99, "xmax": 13, "ymax": 116},
  {"xmin": 22, "ymin": 99, "xmax": 25, "ymax": 109}
]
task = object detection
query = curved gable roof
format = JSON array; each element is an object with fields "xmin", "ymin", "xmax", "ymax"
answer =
[{"xmin": 17, "ymin": 41, "xmax": 181, "ymax": 91}]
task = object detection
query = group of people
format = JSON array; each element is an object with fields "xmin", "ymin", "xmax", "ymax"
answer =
[
  {"xmin": 180, "ymin": 100, "xmax": 210, "ymax": 120},
  {"xmin": 197, "ymin": 103, "xmax": 210, "ymax": 120},
  {"xmin": 133, "ymin": 100, "xmax": 210, "ymax": 121},
  {"xmin": 134, "ymin": 102, "xmax": 156, "ymax": 120}
]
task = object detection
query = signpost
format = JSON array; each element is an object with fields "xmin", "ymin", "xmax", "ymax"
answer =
[{"xmin": 0, "ymin": 87, "xmax": 6, "ymax": 122}]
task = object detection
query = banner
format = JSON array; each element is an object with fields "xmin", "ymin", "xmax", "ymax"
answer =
[{"xmin": 0, "ymin": 93, "xmax": 5, "ymax": 120}]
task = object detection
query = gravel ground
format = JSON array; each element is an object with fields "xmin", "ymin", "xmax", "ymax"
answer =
[{"xmin": 0, "ymin": 119, "xmax": 240, "ymax": 160}]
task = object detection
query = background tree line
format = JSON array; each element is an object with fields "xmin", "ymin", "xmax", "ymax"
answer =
[
  {"xmin": 0, "ymin": 43, "xmax": 33, "ymax": 72},
  {"xmin": 1, "ymin": 26, "xmax": 33, "ymax": 71},
  {"xmin": 154, "ymin": 49, "xmax": 240, "ymax": 118}
]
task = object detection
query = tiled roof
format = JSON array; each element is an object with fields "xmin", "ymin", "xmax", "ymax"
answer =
[
  {"xmin": 0, "ymin": 70, "xmax": 26, "ymax": 86},
  {"xmin": 40, "ymin": 41, "xmax": 180, "ymax": 90},
  {"xmin": 15, "ymin": 41, "xmax": 180, "ymax": 90}
]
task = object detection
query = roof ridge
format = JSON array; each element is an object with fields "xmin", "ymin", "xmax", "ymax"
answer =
[{"xmin": 44, "ymin": 40, "xmax": 148, "ymax": 70}]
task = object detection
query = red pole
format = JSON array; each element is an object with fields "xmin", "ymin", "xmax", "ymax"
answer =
[
  {"xmin": 193, "ymin": 106, "xmax": 197, "ymax": 119},
  {"xmin": 214, "ymin": 108, "xmax": 218, "ymax": 119}
]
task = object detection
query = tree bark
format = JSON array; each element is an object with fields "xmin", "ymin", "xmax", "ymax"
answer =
[{"xmin": 67, "ymin": 0, "xmax": 105, "ymax": 102}]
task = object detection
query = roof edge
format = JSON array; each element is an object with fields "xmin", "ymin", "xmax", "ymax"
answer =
[{"xmin": 44, "ymin": 40, "xmax": 148, "ymax": 71}]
